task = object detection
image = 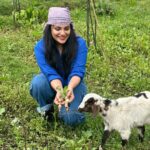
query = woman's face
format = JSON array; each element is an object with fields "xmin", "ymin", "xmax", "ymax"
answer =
[{"xmin": 51, "ymin": 24, "xmax": 71, "ymax": 45}]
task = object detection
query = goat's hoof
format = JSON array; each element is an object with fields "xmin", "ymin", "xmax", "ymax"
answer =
[{"xmin": 138, "ymin": 136, "xmax": 144, "ymax": 142}]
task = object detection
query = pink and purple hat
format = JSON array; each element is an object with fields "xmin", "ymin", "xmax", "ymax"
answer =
[{"xmin": 46, "ymin": 7, "xmax": 72, "ymax": 25}]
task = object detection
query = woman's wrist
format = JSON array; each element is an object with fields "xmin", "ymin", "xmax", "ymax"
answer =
[
  {"xmin": 68, "ymin": 76, "xmax": 81, "ymax": 90},
  {"xmin": 55, "ymin": 86, "xmax": 63, "ymax": 93},
  {"xmin": 50, "ymin": 79, "xmax": 63, "ymax": 92},
  {"xmin": 67, "ymin": 86, "xmax": 73, "ymax": 91}
]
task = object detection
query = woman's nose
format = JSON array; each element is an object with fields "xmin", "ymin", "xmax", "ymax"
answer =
[{"xmin": 60, "ymin": 30, "xmax": 66, "ymax": 35}]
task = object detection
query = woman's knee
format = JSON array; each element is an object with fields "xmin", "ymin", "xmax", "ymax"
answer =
[
  {"xmin": 74, "ymin": 81, "xmax": 87, "ymax": 94},
  {"xmin": 30, "ymin": 74, "xmax": 51, "ymax": 96},
  {"xmin": 73, "ymin": 82, "xmax": 87, "ymax": 102},
  {"xmin": 70, "ymin": 82, "xmax": 87, "ymax": 110}
]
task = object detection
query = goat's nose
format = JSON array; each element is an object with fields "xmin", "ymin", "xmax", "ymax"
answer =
[{"xmin": 78, "ymin": 108, "xmax": 84, "ymax": 112}]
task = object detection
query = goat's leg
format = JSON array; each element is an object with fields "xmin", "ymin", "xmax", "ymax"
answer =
[
  {"xmin": 137, "ymin": 125, "xmax": 145, "ymax": 142},
  {"xmin": 121, "ymin": 139, "xmax": 128, "ymax": 147},
  {"xmin": 120, "ymin": 129, "xmax": 131, "ymax": 147},
  {"xmin": 100, "ymin": 129, "xmax": 111, "ymax": 149}
]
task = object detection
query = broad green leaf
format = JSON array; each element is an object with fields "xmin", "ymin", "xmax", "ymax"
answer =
[{"xmin": 0, "ymin": 108, "xmax": 5, "ymax": 115}]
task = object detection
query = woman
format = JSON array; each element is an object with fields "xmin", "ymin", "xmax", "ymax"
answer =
[{"xmin": 30, "ymin": 7, "xmax": 88, "ymax": 126}]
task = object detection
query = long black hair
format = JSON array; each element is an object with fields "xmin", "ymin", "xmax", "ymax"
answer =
[{"xmin": 43, "ymin": 24, "xmax": 78, "ymax": 78}]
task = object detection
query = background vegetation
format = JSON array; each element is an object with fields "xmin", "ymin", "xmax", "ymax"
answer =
[{"xmin": 0, "ymin": 0, "xmax": 150, "ymax": 149}]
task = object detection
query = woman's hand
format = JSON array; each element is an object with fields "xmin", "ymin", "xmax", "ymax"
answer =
[
  {"xmin": 54, "ymin": 86, "xmax": 74, "ymax": 111},
  {"xmin": 66, "ymin": 87, "xmax": 74, "ymax": 103},
  {"xmin": 54, "ymin": 91, "xmax": 65, "ymax": 111},
  {"xmin": 54, "ymin": 91, "xmax": 65, "ymax": 105},
  {"xmin": 66, "ymin": 76, "xmax": 81, "ymax": 102}
]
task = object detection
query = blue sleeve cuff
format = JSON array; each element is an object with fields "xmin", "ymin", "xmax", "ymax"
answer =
[{"xmin": 48, "ymin": 75, "xmax": 63, "ymax": 83}]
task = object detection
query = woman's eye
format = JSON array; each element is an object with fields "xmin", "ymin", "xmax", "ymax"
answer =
[
  {"xmin": 55, "ymin": 27, "xmax": 61, "ymax": 31},
  {"xmin": 64, "ymin": 26, "xmax": 70, "ymax": 30},
  {"xmin": 64, "ymin": 28, "xmax": 70, "ymax": 31},
  {"xmin": 53, "ymin": 26, "xmax": 70, "ymax": 31}
]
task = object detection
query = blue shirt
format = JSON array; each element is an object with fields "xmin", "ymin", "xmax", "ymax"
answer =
[{"xmin": 34, "ymin": 36, "xmax": 88, "ymax": 86}]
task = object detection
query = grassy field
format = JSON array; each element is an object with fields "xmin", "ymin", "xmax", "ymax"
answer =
[{"xmin": 0, "ymin": 0, "xmax": 150, "ymax": 149}]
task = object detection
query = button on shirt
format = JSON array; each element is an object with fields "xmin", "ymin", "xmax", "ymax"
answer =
[{"xmin": 34, "ymin": 36, "xmax": 88, "ymax": 86}]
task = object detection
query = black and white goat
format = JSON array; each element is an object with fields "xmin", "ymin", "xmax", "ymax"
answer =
[{"xmin": 78, "ymin": 91, "xmax": 150, "ymax": 150}]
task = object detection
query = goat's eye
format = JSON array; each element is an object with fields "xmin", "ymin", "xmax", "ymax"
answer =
[{"xmin": 99, "ymin": 108, "xmax": 102, "ymax": 112}]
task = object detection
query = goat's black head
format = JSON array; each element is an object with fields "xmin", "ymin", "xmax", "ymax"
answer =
[{"xmin": 78, "ymin": 93, "xmax": 105, "ymax": 116}]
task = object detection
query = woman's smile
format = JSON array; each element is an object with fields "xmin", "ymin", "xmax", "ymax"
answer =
[{"xmin": 51, "ymin": 25, "xmax": 71, "ymax": 45}]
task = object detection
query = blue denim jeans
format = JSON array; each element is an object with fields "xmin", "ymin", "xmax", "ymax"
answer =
[{"xmin": 29, "ymin": 73, "xmax": 87, "ymax": 126}]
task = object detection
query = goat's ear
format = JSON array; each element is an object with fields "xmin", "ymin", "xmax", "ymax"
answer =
[
  {"xmin": 87, "ymin": 97, "xmax": 97, "ymax": 104},
  {"xmin": 103, "ymin": 99, "xmax": 111, "ymax": 107},
  {"xmin": 92, "ymin": 105, "xmax": 100, "ymax": 117}
]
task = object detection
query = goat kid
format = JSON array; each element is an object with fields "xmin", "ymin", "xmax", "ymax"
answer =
[{"xmin": 78, "ymin": 91, "xmax": 150, "ymax": 150}]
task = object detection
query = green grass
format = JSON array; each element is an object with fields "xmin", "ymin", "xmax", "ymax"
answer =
[{"xmin": 0, "ymin": 0, "xmax": 150, "ymax": 149}]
